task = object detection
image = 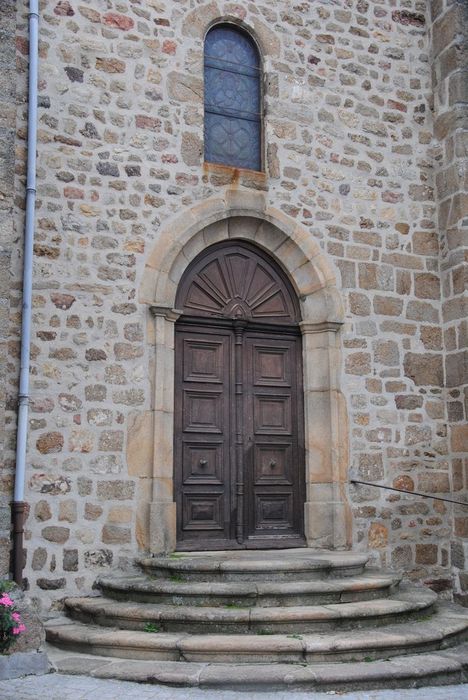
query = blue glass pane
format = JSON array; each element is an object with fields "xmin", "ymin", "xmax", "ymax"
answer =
[
  {"xmin": 205, "ymin": 26, "xmax": 259, "ymax": 71},
  {"xmin": 205, "ymin": 113, "xmax": 261, "ymax": 171},
  {"xmin": 205, "ymin": 66, "xmax": 260, "ymax": 119},
  {"xmin": 204, "ymin": 25, "xmax": 262, "ymax": 171}
]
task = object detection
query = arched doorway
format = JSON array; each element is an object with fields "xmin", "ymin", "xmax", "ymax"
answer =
[{"xmin": 174, "ymin": 240, "xmax": 305, "ymax": 549}]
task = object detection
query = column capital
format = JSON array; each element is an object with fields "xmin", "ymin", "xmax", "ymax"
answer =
[
  {"xmin": 299, "ymin": 321, "xmax": 343, "ymax": 335},
  {"xmin": 149, "ymin": 305, "xmax": 182, "ymax": 322}
]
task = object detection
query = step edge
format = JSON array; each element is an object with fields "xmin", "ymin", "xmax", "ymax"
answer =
[
  {"xmin": 45, "ymin": 614, "xmax": 468, "ymax": 652},
  {"xmin": 63, "ymin": 592, "xmax": 437, "ymax": 625},
  {"xmin": 45, "ymin": 645, "xmax": 468, "ymax": 691}
]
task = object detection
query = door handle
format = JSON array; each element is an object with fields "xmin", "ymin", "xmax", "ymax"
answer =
[
  {"xmin": 269, "ymin": 460, "xmax": 276, "ymax": 468},
  {"xmin": 199, "ymin": 459, "xmax": 208, "ymax": 467}
]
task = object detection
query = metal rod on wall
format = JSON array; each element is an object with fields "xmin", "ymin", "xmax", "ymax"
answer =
[{"xmin": 350, "ymin": 479, "xmax": 468, "ymax": 507}]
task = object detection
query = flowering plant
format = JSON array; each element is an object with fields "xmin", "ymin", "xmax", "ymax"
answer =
[{"xmin": 0, "ymin": 584, "xmax": 26, "ymax": 653}]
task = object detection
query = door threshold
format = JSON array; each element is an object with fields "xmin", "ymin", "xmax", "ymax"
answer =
[{"xmin": 177, "ymin": 537, "xmax": 307, "ymax": 552}]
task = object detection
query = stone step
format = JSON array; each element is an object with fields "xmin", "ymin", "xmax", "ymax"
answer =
[
  {"xmin": 46, "ymin": 643, "xmax": 468, "ymax": 691},
  {"xmin": 97, "ymin": 571, "xmax": 401, "ymax": 607},
  {"xmin": 139, "ymin": 550, "xmax": 369, "ymax": 582},
  {"xmin": 64, "ymin": 587, "xmax": 437, "ymax": 634},
  {"xmin": 45, "ymin": 604, "xmax": 468, "ymax": 664}
]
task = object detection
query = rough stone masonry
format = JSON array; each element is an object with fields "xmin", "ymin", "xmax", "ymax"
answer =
[{"xmin": 0, "ymin": 0, "xmax": 466, "ymax": 613}]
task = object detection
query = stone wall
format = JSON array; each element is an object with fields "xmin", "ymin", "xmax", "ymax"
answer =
[
  {"xmin": 7, "ymin": 0, "xmax": 464, "ymax": 609},
  {"xmin": 430, "ymin": 0, "xmax": 468, "ymax": 602},
  {"xmin": 0, "ymin": 0, "xmax": 20, "ymax": 577}
]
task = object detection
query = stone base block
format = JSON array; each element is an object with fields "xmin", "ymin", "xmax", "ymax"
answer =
[
  {"xmin": 304, "ymin": 500, "xmax": 349, "ymax": 549},
  {"xmin": 0, "ymin": 650, "xmax": 49, "ymax": 681},
  {"xmin": 149, "ymin": 501, "xmax": 176, "ymax": 554}
]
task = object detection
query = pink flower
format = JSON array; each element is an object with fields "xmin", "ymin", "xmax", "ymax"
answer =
[
  {"xmin": 12, "ymin": 612, "xmax": 21, "ymax": 622},
  {"xmin": 0, "ymin": 594, "xmax": 14, "ymax": 607},
  {"xmin": 12, "ymin": 624, "xmax": 26, "ymax": 635}
]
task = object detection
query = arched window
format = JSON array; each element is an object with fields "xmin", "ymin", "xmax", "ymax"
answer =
[{"xmin": 204, "ymin": 25, "xmax": 262, "ymax": 171}]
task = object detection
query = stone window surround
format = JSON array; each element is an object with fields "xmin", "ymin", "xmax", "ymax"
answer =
[
  {"xmin": 140, "ymin": 191, "xmax": 351, "ymax": 553},
  {"xmin": 182, "ymin": 8, "xmax": 282, "ymax": 178}
]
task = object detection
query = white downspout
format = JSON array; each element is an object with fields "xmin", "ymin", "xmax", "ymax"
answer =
[{"xmin": 12, "ymin": 0, "xmax": 39, "ymax": 585}]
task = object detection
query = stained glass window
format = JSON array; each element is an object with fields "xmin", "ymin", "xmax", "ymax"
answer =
[{"xmin": 204, "ymin": 25, "xmax": 262, "ymax": 171}]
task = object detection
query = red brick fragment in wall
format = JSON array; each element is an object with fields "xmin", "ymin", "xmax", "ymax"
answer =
[{"xmin": 102, "ymin": 13, "xmax": 135, "ymax": 31}]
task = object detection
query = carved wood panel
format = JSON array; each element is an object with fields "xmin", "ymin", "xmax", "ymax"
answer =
[
  {"xmin": 175, "ymin": 325, "xmax": 304, "ymax": 548},
  {"xmin": 175, "ymin": 330, "xmax": 233, "ymax": 543},
  {"xmin": 244, "ymin": 334, "xmax": 304, "ymax": 540},
  {"xmin": 174, "ymin": 241, "xmax": 304, "ymax": 550}
]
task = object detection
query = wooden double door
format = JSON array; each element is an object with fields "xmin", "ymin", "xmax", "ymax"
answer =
[{"xmin": 175, "ymin": 320, "xmax": 305, "ymax": 549}]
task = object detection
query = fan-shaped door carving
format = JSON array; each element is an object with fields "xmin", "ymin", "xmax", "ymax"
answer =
[
  {"xmin": 176, "ymin": 242, "xmax": 300, "ymax": 323},
  {"xmin": 174, "ymin": 241, "xmax": 305, "ymax": 550}
]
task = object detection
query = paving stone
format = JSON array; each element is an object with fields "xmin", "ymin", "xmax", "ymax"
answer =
[
  {"xmin": 0, "ymin": 651, "xmax": 49, "ymax": 681},
  {"xmin": 2, "ymin": 672, "xmax": 468, "ymax": 699}
]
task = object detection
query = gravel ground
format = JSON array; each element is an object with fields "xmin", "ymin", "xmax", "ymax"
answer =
[{"xmin": 1, "ymin": 673, "xmax": 468, "ymax": 700}]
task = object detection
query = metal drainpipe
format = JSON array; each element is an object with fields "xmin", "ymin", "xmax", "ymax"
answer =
[{"xmin": 12, "ymin": 0, "xmax": 39, "ymax": 587}]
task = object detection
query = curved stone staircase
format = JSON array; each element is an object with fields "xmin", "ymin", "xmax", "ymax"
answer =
[{"xmin": 45, "ymin": 550, "xmax": 468, "ymax": 691}]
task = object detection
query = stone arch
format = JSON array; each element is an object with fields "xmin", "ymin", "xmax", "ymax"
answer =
[
  {"xmin": 141, "ymin": 193, "xmax": 350, "ymax": 554},
  {"xmin": 140, "ymin": 191, "xmax": 344, "ymax": 324},
  {"xmin": 181, "ymin": 4, "xmax": 281, "ymax": 60}
]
